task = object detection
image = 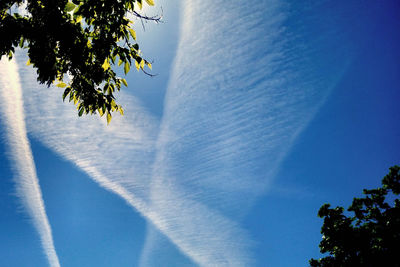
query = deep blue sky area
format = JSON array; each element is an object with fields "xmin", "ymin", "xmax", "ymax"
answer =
[
  {"xmin": 0, "ymin": 1, "xmax": 399, "ymax": 267},
  {"xmin": 0, "ymin": 140, "xmax": 48, "ymax": 267},
  {"xmin": 31, "ymin": 139, "xmax": 147, "ymax": 267},
  {"xmin": 246, "ymin": 2, "xmax": 400, "ymax": 265}
]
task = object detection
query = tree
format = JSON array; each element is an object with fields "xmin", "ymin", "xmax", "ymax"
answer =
[
  {"xmin": 310, "ymin": 165, "xmax": 400, "ymax": 267},
  {"xmin": 0, "ymin": 0, "xmax": 160, "ymax": 123}
]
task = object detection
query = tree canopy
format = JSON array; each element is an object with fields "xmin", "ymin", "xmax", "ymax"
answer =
[
  {"xmin": 310, "ymin": 165, "xmax": 400, "ymax": 267},
  {"xmin": 0, "ymin": 0, "xmax": 159, "ymax": 123}
]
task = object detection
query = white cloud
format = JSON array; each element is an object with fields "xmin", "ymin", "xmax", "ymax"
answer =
[
  {"xmin": 13, "ymin": 48, "xmax": 251, "ymax": 265},
  {"xmin": 0, "ymin": 57, "xmax": 60, "ymax": 267},
  {"xmin": 5, "ymin": 0, "xmax": 352, "ymax": 265},
  {"xmin": 142, "ymin": 0, "xmax": 350, "ymax": 265}
]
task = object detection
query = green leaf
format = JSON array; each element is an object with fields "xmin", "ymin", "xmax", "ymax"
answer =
[
  {"xmin": 26, "ymin": 59, "xmax": 31, "ymax": 66},
  {"xmin": 56, "ymin": 82, "xmax": 67, "ymax": 88},
  {"xmin": 121, "ymin": 78, "xmax": 128, "ymax": 87},
  {"xmin": 128, "ymin": 28, "xmax": 136, "ymax": 40},
  {"xmin": 137, "ymin": 0, "xmax": 143, "ymax": 10},
  {"xmin": 102, "ymin": 59, "xmax": 110, "ymax": 70},
  {"xmin": 64, "ymin": 2, "xmax": 76, "ymax": 12},
  {"xmin": 145, "ymin": 0, "xmax": 155, "ymax": 6},
  {"xmin": 73, "ymin": 3, "xmax": 81, "ymax": 13},
  {"xmin": 19, "ymin": 37, "xmax": 24, "ymax": 48},
  {"xmin": 78, "ymin": 107, "xmax": 84, "ymax": 116},
  {"xmin": 107, "ymin": 84, "xmax": 113, "ymax": 95},
  {"xmin": 106, "ymin": 112, "xmax": 112, "ymax": 124},
  {"xmin": 124, "ymin": 62, "xmax": 130, "ymax": 74},
  {"xmin": 119, "ymin": 107, "xmax": 124, "ymax": 116},
  {"xmin": 73, "ymin": 94, "xmax": 78, "ymax": 105},
  {"xmin": 62, "ymin": 88, "xmax": 71, "ymax": 101},
  {"xmin": 111, "ymin": 99, "xmax": 117, "ymax": 108}
]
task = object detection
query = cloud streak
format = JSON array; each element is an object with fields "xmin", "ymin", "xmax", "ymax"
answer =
[
  {"xmin": 13, "ymin": 49, "xmax": 250, "ymax": 266},
  {"xmin": 6, "ymin": 0, "xmax": 352, "ymax": 265},
  {"xmin": 142, "ymin": 0, "xmax": 351, "ymax": 265},
  {"xmin": 13, "ymin": 50, "xmax": 251, "ymax": 265},
  {"xmin": 0, "ymin": 57, "xmax": 60, "ymax": 267}
]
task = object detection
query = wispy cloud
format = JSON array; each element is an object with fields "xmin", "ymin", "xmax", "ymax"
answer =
[
  {"xmin": 0, "ymin": 57, "xmax": 60, "ymax": 267},
  {"xmin": 7, "ymin": 0, "xmax": 352, "ymax": 265},
  {"xmin": 142, "ymin": 0, "xmax": 351, "ymax": 265},
  {"xmin": 140, "ymin": 1, "xmax": 289, "ymax": 264},
  {"xmin": 13, "ymin": 48, "xmax": 252, "ymax": 265}
]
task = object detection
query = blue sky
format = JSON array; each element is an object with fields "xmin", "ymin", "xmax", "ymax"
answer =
[{"xmin": 0, "ymin": 0, "xmax": 399, "ymax": 266}]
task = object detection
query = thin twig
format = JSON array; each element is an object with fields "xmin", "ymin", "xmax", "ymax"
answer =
[
  {"xmin": 131, "ymin": 10, "xmax": 162, "ymax": 23},
  {"xmin": 141, "ymin": 68, "xmax": 157, "ymax": 77}
]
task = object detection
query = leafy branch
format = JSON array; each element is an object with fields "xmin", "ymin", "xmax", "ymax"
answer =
[{"xmin": 0, "ymin": 0, "xmax": 161, "ymax": 123}]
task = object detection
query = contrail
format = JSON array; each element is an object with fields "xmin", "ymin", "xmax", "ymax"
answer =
[
  {"xmin": 0, "ymin": 57, "xmax": 60, "ymax": 267},
  {"xmin": 8, "ymin": 0, "xmax": 352, "ymax": 265},
  {"xmin": 13, "ymin": 49, "xmax": 249, "ymax": 266},
  {"xmin": 142, "ymin": 0, "xmax": 351, "ymax": 265}
]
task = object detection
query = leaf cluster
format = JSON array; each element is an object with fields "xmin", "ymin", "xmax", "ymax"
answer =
[
  {"xmin": 1, "ymin": 0, "xmax": 156, "ymax": 123},
  {"xmin": 310, "ymin": 165, "xmax": 400, "ymax": 267}
]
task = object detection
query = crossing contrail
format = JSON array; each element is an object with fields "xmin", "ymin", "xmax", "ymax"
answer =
[
  {"xmin": 6, "ymin": 0, "xmax": 352, "ymax": 265},
  {"xmin": 0, "ymin": 57, "xmax": 60, "ymax": 267},
  {"xmin": 142, "ymin": 0, "xmax": 350, "ymax": 265}
]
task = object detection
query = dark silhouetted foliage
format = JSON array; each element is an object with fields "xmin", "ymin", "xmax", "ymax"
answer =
[
  {"xmin": 310, "ymin": 165, "xmax": 400, "ymax": 267},
  {"xmin": 1, "ymin": 0, "xmax": 159, "ymax": 123}
]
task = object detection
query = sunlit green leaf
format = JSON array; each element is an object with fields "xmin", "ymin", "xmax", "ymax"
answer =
[
  {"xmin": 56, "ymin": 82, "xmax": 67, "ymax": 88},
  {"xmin": 102, "ymin": 59, "xmax": 110, "ymax": 70},
  {"xmin": 121, "ymin": 78, "xmax": 128, "ymax": 87},
  {"xmin": 124, "ymin": 62, "xmax": 130, "ymax": 74},
  {"xmin": 106, "ymin": 112, "xmax": 112, "ymax": 124},
  {"xmin": 128, "ymin": 28, "xmax": 136, "ymax": 40},
  {"xmin": 111, "ymin": 99, "xmax": 117, "ymax": 108},
  {"xmin": 64, "ymin": 2, "xmax": 76, "ymax": 12},
  {"xmin": 19, "ymin": 37, "xmax": 24, "ymax": 48},
  {"xmin": 137, "ymin": 0, "xmax": 142, "ymax": 10},
  {"xmin": 145, "ymin": 0, "xmax": 155, "ymax": 6}
]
